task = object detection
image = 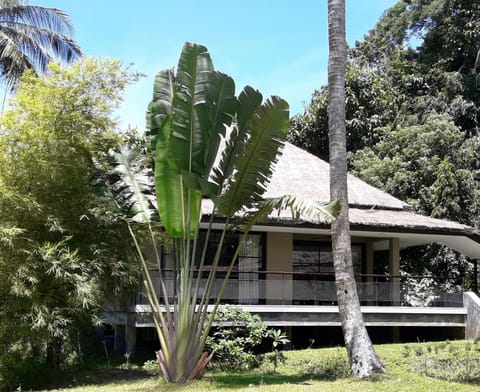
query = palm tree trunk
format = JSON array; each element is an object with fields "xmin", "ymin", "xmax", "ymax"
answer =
[{"xmin": 327, "ymin": 0, "xmax": 385, "ymax": 378}]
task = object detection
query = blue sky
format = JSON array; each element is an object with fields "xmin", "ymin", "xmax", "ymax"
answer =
[{"xmin": 41, "ymin": 0, "xmax": 398, "ymax": 130}]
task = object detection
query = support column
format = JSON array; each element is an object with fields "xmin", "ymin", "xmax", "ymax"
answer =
[
  {"xmin": 114, "ymin": 324, "xmax": 125, "ymax": 352},
  {"xmin": 125, "ymin": 313, "xmax": 137, "ymax": 354},
  {"xmin": 464, "ymin": 292, "xmax": 480, "ymax": 340},
  {"xmin": 474, "ymin": 260, "xmax": 478, "ymax": 293},
  {"xmin": 389, "ymin": 238, "xmax": 400, "ymax": 306},
  {"xmin": 266, "ymin": 232, "xmax": 292, "ymax": 304}
]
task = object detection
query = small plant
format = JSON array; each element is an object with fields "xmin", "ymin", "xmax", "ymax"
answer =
[
  {"xmin": 206, "ymin": 306, "xmax": 269, "ymax": 371},
  {"xmin": 142, "ymin": 359, "xmax": 159, "ymax": 374},
  {"xmin": 401, "ymin": 345, "xmax": 410, "ymax": 358},
  {"xmin": 414, "ymin": 346, "xmax": 424, "ymax": 357},
  {"xmin": 264, "ymin": 329, "xmax": 290, "ymax": 372},
  {"xmin": 123, "ymin": 352, "xmax": 131, "ymax": 368}
]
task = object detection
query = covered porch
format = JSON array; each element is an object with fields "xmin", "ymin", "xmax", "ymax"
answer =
[{"xmin": 137, "ymin": 220, "xmax": 479, "ymax": 309}]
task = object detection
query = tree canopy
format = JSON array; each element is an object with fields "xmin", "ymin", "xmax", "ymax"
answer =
[
  {"xmin": 0, "ymin": 58, "xmax": 139, "ymax": 390},
  {"xmin": 289, "ymin": 0, "xmax": 480, "ymax": 227},
  {"xmin": 288, "ymin": 0, "xmax": 480, "ymax": 300}
]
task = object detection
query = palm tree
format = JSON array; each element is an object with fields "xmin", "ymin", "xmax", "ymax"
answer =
[
  {"xmin": 0, "ymin": 0, "xmax": 81, "ymax": 88},
  {"xmin": 327, "ymin": 0, "xmax": 385, "ymax": 377}
]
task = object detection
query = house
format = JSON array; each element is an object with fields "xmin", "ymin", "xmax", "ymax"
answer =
[{"xmin": 104, "ymin": 142, "xmax": 480, "ymax": 351}]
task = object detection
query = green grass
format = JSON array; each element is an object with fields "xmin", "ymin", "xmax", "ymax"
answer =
[{"xmin": 42, "ymin": 341, "xmax": 480, "ymax": 392}]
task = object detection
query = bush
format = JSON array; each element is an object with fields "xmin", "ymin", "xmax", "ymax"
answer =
[
  {"xmin": 0, "ymin": 354, "xmax": 57, "ymax": 391},
  {"xmin": 205, "ymin": 306, "xmax": 288, "ymax": 371}
]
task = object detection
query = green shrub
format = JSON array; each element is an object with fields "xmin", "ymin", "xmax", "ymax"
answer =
[{"xmin": 205, "ymin": 306, "xmax": 289, "ymax": 372}]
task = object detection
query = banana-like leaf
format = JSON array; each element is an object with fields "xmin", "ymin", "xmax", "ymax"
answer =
[
  {"xmin": 196, "ymin": 71, "xmax": 237, "ymax": 178},
  {"xmin": 108, "ymin": 147, "xmax": 156, "ymax": 223},
  {"xmin": 216, "ymin": 95, "xmax": 289, "ymax": 217},
  {"xmin": 146, "ymin": 68, "xmax": 189, "ymax": 237},
  {"xmin": 154, "ymin": 115, "xmax": 192, "ymax": 238},
  {"xmin": 168, "ymin": 42, "xmax": 213, "ymax": 174},
  {"xmin": 146, "ymin": 68, "xmax": 175, "ymax": 151},
  {"xmin": 210, "ymin": 86, "xmax": 263, "ymax": 188},
  {"xmin": 237, "ymin": 85, "xmax": 263, "ymax": 130},
  {"xmin": 151, "ymin": 43, "xmax": 215, "ymax": 238}
]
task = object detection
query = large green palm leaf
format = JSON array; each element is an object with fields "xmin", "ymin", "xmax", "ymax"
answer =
[
  {"xmin": 216, "ymin": 95, "xmax": 289, "ymax": 216},
  {"xmin": 169, "ymin": 42, "xmax": 213, "ymax": 174},
  {"xmin": 210, "ymin": 86, "xmax": 262, "ymax": 190},
  {"xmin": 197, "ymin": 71, "xmax": 237, "ymax": 181},
  {"xmin": 147, "ymin": 43, "xmax": 216, "ymax": 238},
  {"xmin": 146, "ymin": 69, "xmax": 187, "ymax": 238}
]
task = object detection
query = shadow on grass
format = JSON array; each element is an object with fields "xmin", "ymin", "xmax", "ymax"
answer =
[
  {"xmin": 209, "ymin": 372, "xmax": 348, "ymax": 389},
  {"xmin": 41, "ymin": 367, "xmax": 157, "ymax": 390}
]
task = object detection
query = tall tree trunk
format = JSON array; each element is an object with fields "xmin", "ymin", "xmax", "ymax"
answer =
[{"xmin": 327, "ymin": 0, "xmax": 385, "ymax": 378}]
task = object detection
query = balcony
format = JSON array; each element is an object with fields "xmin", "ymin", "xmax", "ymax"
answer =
[{"xmin": 135, "ymin": 269, "xmax": 466, "ymax": 308}]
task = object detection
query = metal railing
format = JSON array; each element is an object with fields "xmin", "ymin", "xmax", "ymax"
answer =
[{"xmin": 135, "ymin": 269, "xmax": 466, "ymax": 307}]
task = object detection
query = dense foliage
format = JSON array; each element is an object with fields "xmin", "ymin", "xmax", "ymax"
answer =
[
  {"xmin": 350, "ymin": 114, "xmax": 480, "ymax": 225},
  {"xmin": 288, "ymin": 0, "xmax": 480, "ymax": 293},
  {"xmin": 206, "ymin": 306, "xmax": 288, "ymax": 371},
  {"xmin": 0, "ymin": 58, "xmax": 139, "ymax": 390}
]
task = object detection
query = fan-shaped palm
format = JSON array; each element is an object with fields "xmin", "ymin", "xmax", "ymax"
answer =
[
  {"xmin": 107, "ymin": 42, "xmax": 339, "ymax": 384},
  {"xmin": 0, "ymin": 0, "xmax": 82, "ymax": 88}
]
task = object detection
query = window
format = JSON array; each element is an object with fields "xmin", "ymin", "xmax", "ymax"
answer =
[{"xmin": 293, "ymin": 241, "xmax": 363, "ymax": 275}]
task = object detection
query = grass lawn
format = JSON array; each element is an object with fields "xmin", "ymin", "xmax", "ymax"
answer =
[{"xmin": 42, "ymin": 341, "xmax": 480, "ymax": 392}]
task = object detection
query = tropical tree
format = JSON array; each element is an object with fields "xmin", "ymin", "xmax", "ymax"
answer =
[
  {"xmin": 350, "ymin": 114, "xmax": 480, "ymax": 225},
  {"xmin": 0, "ymin": 0, "xmax": 82, "ymax": 88},
  {"xmin": 327, "ymin": 0, "xmax": 385, "ymax": 377},
  {"xmin": 288, "ymin": 60, "xmax": 397, "ymax": 161},
  {"xmin": 0, "ymin": 58, "xmax": 139, "ymax": 390},
  {"xmin": 109, "ymin": 42, "xmax": 339, "ymax": 383}
]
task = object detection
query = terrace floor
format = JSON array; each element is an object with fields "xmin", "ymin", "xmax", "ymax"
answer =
[{"xmin": 129, "ymin": 304, "xmax": 467, "ymax": 328}]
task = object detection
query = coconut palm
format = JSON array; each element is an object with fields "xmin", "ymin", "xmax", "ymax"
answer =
[
  {"xmin": 327, "ymin": 0, "xmax": 385, "ymax": 377},
  {"xmin": 0, "ymin": 0, "xmax": 81, "ymax": 88}
]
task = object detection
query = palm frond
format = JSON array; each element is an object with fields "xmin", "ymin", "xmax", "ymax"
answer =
[
  {"xmin": 146, "ymin": 68, "xmax": 174, "ymax": 151},
  {"xmin": 210, "ymin": 86, "xmax": 263, "ymax": 188},
  {"xmin": 107, "ymin": 147, "xmax": 156, "ymax": 223},
  {"xmin": 149, "ymin": 43, "xmax": 214, "ymax": 238},
  {"xmin": 216, "ymin": 95, "xmax": 289, "ymax": 216},
  {"xmin": 0, "ymin": 2, "xmax": 81, "ymax": 87},
  {"xmin": 196, "ymin": 71, "xmax": 237, "ymax": 178},
  {"xmin": 241, "ymin": 195, "xmax": 341, "ymax": 231},
  {"xmin": 0, "ymin": 4, "xmax": 74, "ymax": 35},
  {"xmin": 169, "ymin": 42, "xmax": 213, "ymax": 175}
]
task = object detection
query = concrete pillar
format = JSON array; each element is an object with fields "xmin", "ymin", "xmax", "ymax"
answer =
[
  {"xmin": 464, "ymin": 292, "xmax": 480, "ymax": 340},
  {"xmin": 389, "ymin": 238, "xmax": 400, "ymax": 306},
  {"xmin": 125, "ymin": 314, "xmax": 137, "ymax": 354},
  {"xmin": 266, "ymin": 232, "xmax": 293, "ymax": 304},
  {"xmin": 388, "ymin": 237, "xmax": 402, "ymax": 344},
  {"xmin": 114, "ymin": 324, "xmax": 125, "ymax": 352}
]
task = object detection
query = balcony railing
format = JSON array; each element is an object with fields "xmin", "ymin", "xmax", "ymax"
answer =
[{"xmin": 135, "ymin": 270, "xmax": 466, "ymax": 307}]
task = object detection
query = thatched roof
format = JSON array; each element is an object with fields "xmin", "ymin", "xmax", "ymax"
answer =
[
  {"xmin": 264, "ymin": 142, "xmax": 407, "ymax": 211},
  {"xmin": 202, "ymin": 141, "xmax": 479, "ymax": 242}
]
